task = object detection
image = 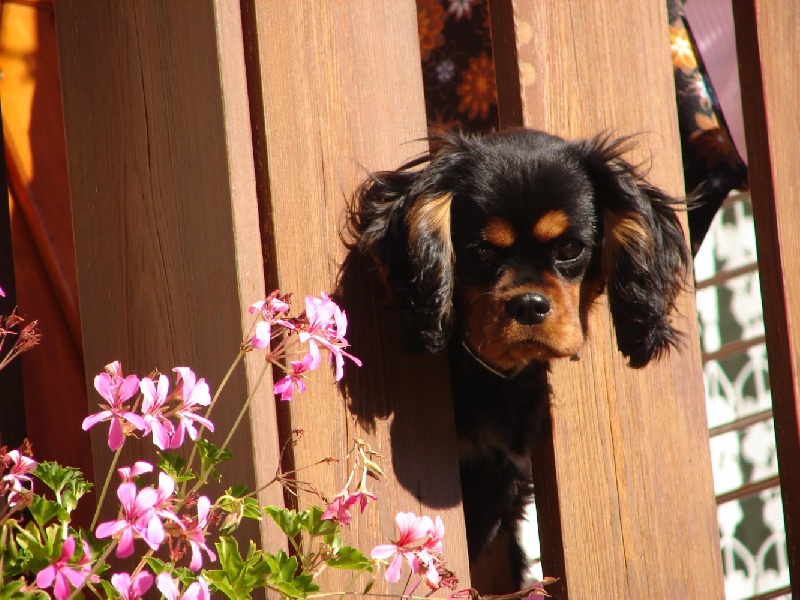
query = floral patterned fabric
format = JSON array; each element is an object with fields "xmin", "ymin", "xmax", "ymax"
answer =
[
  {"xmin": 668, "ymin": 0, "xmax": 749, "ymax": 254},
  {"xmin": 416, "ymin": 0, "xmax": 498, "ymax": 132},
  {"xmin": 415, "ymin": 0, "xmax": 748, "ymax": 253}
]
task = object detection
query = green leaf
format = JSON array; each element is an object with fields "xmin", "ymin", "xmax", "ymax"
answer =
[
  {"xmin": 226, "ymin": 484, "xmax": 249, "ymax": 498},
  {"xmin": 156, "ymin": 452, "xmax": 196, "ymax": 484},
  {"xmin": 326, "ymin": 546, "xmax": 372, "ymax": 571},
  {"xmin": 204, "ymin": 536, "xmax": 270, "ymax": 599},
  {"xmin": 142, "ymin": 556, "xmax": 169, "ymax": 575},
  {"xmin": 326, "ymin": 532, "xmax": 343, "ymax": 554},
  {"xmin": 264, "ymin": 573, "xmax": 319, "ymax": 599},
  {"xmin": 264, "ymin": 506, "xmax": 302, "ymax": 538},
  {"xmin": 28, "ymin": 496, "xmax": 68, "ymax": 530},
  {"xmin": 202, "ymin": 570, "xmax": 240, "ymax": 599},
  {"xmin": 96, "ymin": 580, "xmax": 120, "ymax": 599},
  {"xmin": 33, "ymin": 462, "xmax": 92, "ymax": 513},
  {"xmin": 264, "ymin": 578, "xmax": 304, "ymax": 599},
  {"xmin": 0, "ymin": 578, "xmax": 24, "ymax": 599},
  {"xmin": 225, "ymin": 486, "xmax": 261, "ymax": 520},
  {"xmin": 303, "ymin": 506, "xmax": 338, "ymax": 537},
  {"xmin": 217, "ymin": 486, "xmax": 262, "ymax": 535},
  {"xmin": 13, "ymin": 524, "xmax": 62, "ymax": 578},
  {"xmin": 0, "ymin": 576, "xmax": 50, "ymax": 599},
  {"xmin": 196, "ymin": 439, "xmax": 232, "ymax": 483},
  {"xmin": 291, "ymin": 574, "xmax": 320, "ymax": 598},
  {"xmin": 278, "ymin": 554, "xmax": 298, "ymax": 582},
  {"xmin": 259, "ymin": 549, "xmax": 320, "ymax": 599}
]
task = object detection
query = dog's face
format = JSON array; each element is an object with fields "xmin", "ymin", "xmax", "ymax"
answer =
[
  {"xmin": 349, "ymin": 129, "xmax": 690, "ymax": 371},
  {"xmin": 449, "ymin": 132, "xmax": 603, "ymax": 370}
]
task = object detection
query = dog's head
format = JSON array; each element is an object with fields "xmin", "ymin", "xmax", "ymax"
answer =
[{"xmin": 348, "ymin": 129, "xmax": 691, "ymax": 371}]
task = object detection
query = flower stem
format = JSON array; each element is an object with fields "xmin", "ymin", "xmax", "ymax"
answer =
[
  {"xmin": 206, "ymin": 350, "xmax": 245, "ymax": 422},
  {"xmin": 185, "ymin": 349, "xmax": 246, "ymax": 475},
  {"xmin": 218, "ymin": 360, "xmax": 269, "ymax": 454},
  {"xmin": 91, "ymin": 448, "xmax": 122, "ymax": 530},
  {"xmin": 187, "ymin": 360, "xmax": 270, "ymax": 498}
]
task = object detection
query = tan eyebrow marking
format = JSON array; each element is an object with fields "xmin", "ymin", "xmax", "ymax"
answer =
[
  {"xmin": 484, "ymin": 217, "xmax": 516, "ymax": 248},
  {"xmin": 533, "ymin": 210, "xmax": 571, "ymax": 242}
]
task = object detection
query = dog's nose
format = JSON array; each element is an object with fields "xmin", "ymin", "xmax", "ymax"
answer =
[{"xmin": 506, "ymin": 292, "xmax": 552, "ymax": 325}]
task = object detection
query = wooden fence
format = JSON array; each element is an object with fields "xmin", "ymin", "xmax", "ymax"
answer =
[{"xmin": 42, "ymin": 0, "xmax": 798, "ymax": 597}]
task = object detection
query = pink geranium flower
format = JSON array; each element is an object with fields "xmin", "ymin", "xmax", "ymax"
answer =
[
  {"xmin": 183, "ymin": 495, "xmax": 216, "ymax": 571},
  {"xmin": 170, "ymin": 367, "xmax": 213, "ymax": 448},
  {"xmin": 95, "ymin": 482, "xmax": 163, "ymax": 558},
  {"xmin": 82, "ymin": 363, "xmax": 146, "ymax": 450},
  {"xmin": 299, "ymin": 294, "xmax": 361, "ymax": 381},
  {"xmin": 140, "ymin": 374, "xmax": 175, "ymax": 450},
  {"xmin": 321, "ymin": 487, "xmax": 378, "ymax": 526},
  {"xmin": 370, "ymin": 512, "xmax": 433, "ymax": 584},
  {"xmin": 346, "ymin": 488, "xmax": 378, "ymax": 513},
  {"xmin": 320, "ymin": 493, "xmax": 354, "ymax": 527},
  {"xmin": 153, "ymin": 471, "xmax": 183, "ymax": 529},
  {"xmin": 157, "ymin": 573, "xmax": 211, "ymax": 600},
  {"xmin": 248, "ymin": 295, "xmax": 291, "ymax": 349},
  {"xmin": 111, "ymin": 571, "xmax": 154, "ymax": 599},
  {"xmin": 2, "ymin": 448, "xmax": 36, "ymax": 507},
  {"xmin": 273, "ymin": 354, "xmax": 314, "ymax": 401},
  {"xmin": 250, "ymin": 320, "xmax": 272, "ymax": 350},
  {"xmin": 117, "ymin": 461, "xmax": 154, "ymax": 483},
  {"xmin": 36, "ymin": 537, "xmax": 98, "ymax": 600},
  {"xmin": 424, "ymin": 515, "xmax": 445, "ymax": 554}
]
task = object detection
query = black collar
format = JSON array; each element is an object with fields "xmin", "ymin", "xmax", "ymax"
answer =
[{"xmin": 460, "ymin": 337, "xmax": 525, "ymax": 380}]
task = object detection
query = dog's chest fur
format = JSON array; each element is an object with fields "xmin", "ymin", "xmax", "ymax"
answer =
[{"xmin": 448, "ymin": 340, "xmax": 550, "ymax": 584}]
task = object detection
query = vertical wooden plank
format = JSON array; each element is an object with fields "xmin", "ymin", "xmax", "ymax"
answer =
[
  {"xmin": 490, "ymin": 1, "xmax": 723, "ymax": 597},
  {"xmin": 54, "ymin": 0, "xmax": 282, "ymax": 533},
  {"xmin": 733, "ymin": 0, "xmax": 800, "ymax": 592},
  {"xmin": 242, "ymin": 0, "xmax": 471, "ymax": 591}
]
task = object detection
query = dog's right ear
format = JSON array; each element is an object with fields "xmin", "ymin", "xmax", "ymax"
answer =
[
  {"xmin": 348, "ymin": 140, "xmax": 467, "ymax": 353},
  {"xmin": 578, "ymin": 134, "xmax": 691, "ymax": 368}
]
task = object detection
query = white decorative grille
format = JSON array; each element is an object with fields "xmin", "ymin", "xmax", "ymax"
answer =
[{"xmin": 695, "ymin": 193, "xmax": 789, "ymax": 599}]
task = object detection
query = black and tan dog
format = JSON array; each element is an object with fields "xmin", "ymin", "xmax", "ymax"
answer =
[{"xmin": 347, "ymin": 128, "xmax": 691, "ymax": 592}]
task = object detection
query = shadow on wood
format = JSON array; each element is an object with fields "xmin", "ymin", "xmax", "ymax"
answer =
[{"xmin": 335, "ymin": 249, "xmax": 462, "ymax": 510}]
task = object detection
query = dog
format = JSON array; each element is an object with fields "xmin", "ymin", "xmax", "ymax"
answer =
[{"xmin": 346, "ymin": 128, "xmax": 691, "ymax": 592}]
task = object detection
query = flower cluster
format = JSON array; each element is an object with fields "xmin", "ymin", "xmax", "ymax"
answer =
[
  {"xmin": 320, "ymin": 439, "xmax": 379, "ymax": 527},
  {"xmin": 0, "ymin": 289, "xmax": 555, "ymax": 600},
  {"xmin": 97, "ymin": 462, "xmax": 214, "ymax": 567},
  {"xmin": 371, "ymin": 512, "xmax": 446, "ymax": 589},
  {"xmin": 4, "ymin": 291, "xmax": 369, "ymax": 599},
  {"xmin": 249, "ymin": 291, "xmax": 362, "ymax": 400},
  {"xmin": 82, "ymin": 362, "xmax": 213, "ymax": 452},
  {"xmin": 316, "ymin": 440, "xmax": 450, "ymax": 593},
  {"xmin": 0, "ymin": 441, "xmax": 37, "ymax": 511}
]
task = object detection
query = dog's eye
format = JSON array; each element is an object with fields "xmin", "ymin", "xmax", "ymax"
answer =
[
  {"xmin": 554, "ymin": 239, "xmax": 585, "ymax": 262},
  {"xmin": 471, "ymin": 242, "xmax": 497, "ymax": 264}
]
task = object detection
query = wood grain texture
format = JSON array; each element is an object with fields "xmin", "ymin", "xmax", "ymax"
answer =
[
  {"xmin": 490, "ymin": 1, "xmax": 723, "ymax": 597},
  {"xmin": 733, "ymin": 0, "xmax": 800, "ymax": 592},
  {"xmin": 242, "ymin": 0, "xmax": 470, "ymax": 592},
  {"xmin": 54, "ymin": 0, "xmax": 282, "ymax": 538}
]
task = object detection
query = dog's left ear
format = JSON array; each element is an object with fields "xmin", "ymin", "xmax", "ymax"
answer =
[
  {"xmin": 578, "ymin": 135, "xmax": 692, "ymax": 368},
  {"xmin": 346, "ymin": 136, "xmax": 469, "ymax": 354}
]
